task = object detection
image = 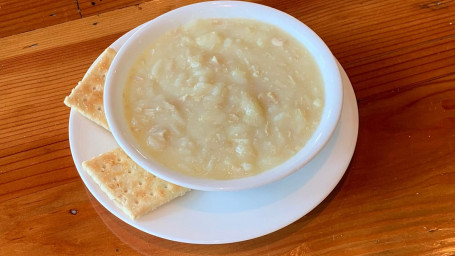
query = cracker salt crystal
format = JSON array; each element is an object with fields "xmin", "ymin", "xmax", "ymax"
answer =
[
  {"xmin": 64, "ymin": 47, "xmax": 116, "ymax": 130},
  {"xmin": 82, "ymin": 148, "xmax": 190, "ymax": 220}
]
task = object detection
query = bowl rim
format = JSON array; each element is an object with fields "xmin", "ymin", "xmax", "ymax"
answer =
[{"xmin": 104, "ymin": 1, "xmax": 343, "ymax": 191}]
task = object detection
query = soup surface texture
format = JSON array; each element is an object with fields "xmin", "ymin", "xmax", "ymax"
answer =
[{"xmin": 123, "ymin": 19, "xmax": 324, "ymax": 179}]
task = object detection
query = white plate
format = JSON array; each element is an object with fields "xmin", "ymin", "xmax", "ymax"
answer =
[{"xmin": 69, "ymin": 24, "xmax": 358, "ymax": 244}]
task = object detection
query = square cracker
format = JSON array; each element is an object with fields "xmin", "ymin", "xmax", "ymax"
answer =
[
  {"xmin": 82, "ymin": 148, "xmax": 190, "ymax": 219},
  {"xmin": 64, "ymin": 48, "xmax": 116, "ymax": 130}
]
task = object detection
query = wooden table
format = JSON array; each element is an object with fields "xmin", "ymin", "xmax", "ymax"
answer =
[{"xmin": 1, "ymin": 0, "xmax": 455, "ymax": 255}]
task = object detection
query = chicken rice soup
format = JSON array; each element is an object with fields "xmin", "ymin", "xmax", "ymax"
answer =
[{"xmin": 123, "ymin": 19, "xmax": 324, "ymax": 180}]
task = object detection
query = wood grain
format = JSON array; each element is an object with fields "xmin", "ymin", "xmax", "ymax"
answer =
[
  {"xmin": 77, "ymin": 0, "xmax": 145, "ymax": 17},
  {"xmin": 0, "ymin": 0, "xmax": 151, "ymax": 38},
  {"xmin": 0, "ymin": 0, "xmax": 80, "ymax": 38},
  {"xmin": 1, "ymin": 0, "xmax": 455, "ymax": 255}
]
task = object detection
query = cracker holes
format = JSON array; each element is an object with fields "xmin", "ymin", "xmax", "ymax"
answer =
[
  {"xmin": 138, "ymin": 181, "xmax": 143, "ymax": 186},
  {"xmin": 134, "ymin": 200, "xmax": 139, "ymax": 205}
]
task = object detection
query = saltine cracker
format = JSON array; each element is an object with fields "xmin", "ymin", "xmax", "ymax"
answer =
[
  {"xmin": 82, "ymin": 148, "xmax": 190, "ymax": 219},
  {"xmin": 64, "ymin": 48, "xmax": 116, "ymax": 130}
]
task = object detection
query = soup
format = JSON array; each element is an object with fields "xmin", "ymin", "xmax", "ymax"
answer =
[{"xmin": 123, "ymin": 19, "xmax": 324, "ymax": 179}]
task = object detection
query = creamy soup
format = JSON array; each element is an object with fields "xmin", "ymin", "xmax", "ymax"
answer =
[{"xmin": 123, "ymin": 19, "xmax": 324, "ymax": 180}]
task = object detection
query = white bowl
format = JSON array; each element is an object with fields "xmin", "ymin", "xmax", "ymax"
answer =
[{"xmin": 104, "ymin": 1, "xmax": 343, "ymax": 191}]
